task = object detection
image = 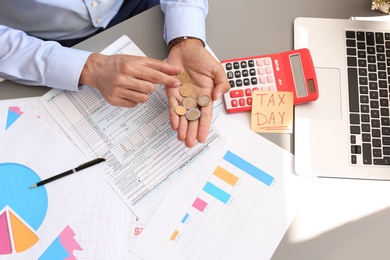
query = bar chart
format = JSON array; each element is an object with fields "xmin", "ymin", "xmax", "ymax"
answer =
[{"xmin": 167, "ymin": 150, "xmax": 275, "ymax": 258}]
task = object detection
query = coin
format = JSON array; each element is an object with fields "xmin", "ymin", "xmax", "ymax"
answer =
[
  {"xmin": 176, "ymin": 71, "xmax": 190, "ymax": 85},
  {"xmin": 185, "ymin": 108, "xmax": 201, "ymax": 121},
  {"xmin": 174, "ymin": 105, "xmax": 187, "ymax": 116},
  {"xmin": 197, "ymin": 94, "xmax": 211, "ymax": 107},
  {"xmin": 182, "ymin": 96, "xmax": 197, "ymax": 109},
  {"xmin": 179, "ymin": 83, "xmax": 194, "ymax": 97}
]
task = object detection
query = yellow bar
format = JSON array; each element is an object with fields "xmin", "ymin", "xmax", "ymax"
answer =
[
  {"xmin": 213, "ymin": 166, "xmax": 239, "ymax": 186},
  {"xmin": 170, "ymin": 230, "xmax": 179, "ymax": 241}
]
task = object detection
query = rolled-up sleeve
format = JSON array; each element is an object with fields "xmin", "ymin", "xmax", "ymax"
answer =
[
  {"xmin": 0, "ymin": 25, "xmax": 91, "ymax": 91},
  {"xmin": 160, "ymin": 0, "xmax": 208, "ymax": 44}
]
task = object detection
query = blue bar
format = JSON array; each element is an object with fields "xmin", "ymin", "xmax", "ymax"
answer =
[
  {"xmin": 181, "ymin": 213, "xmax": 189, "ymax": 223},
  {"xmin": 202, "ymin": 182, "xmax": 231, "ymax": 204},
  {"xmin": 223, "ymin": 151, "xmax": 274, "ymax": 186}
]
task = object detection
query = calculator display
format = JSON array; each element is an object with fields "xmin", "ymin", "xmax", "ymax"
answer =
[{"xmin": 289, "ymin": 54, "xmax": 308, "ymax": 98}]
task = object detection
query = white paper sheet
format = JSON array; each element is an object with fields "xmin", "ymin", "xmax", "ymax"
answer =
[
  {"xmin": 131, "ymin": 114, "xmax": 308, "ymax": 260},
  {"xmin": 41, "ymin": 36, "xmax": 229, "ymax": 217},
  {"xmin": 0, "ymin": 113, "xmax": 105, "ymax": 259}
]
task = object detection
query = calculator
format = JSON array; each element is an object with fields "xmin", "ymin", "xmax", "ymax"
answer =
[{"xmin": 221, "ymin": 48, "xmax": 319, "ymax": 113}]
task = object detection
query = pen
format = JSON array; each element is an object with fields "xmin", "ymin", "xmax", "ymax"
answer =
[{"xmin": 29, "ymin": 158, "xmax": 106, "ymax": 188}]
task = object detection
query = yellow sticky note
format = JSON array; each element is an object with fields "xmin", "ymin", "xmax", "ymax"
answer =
[{"xmin": 250, "ymin": 91, "xmax": 293, "ymax": 133}]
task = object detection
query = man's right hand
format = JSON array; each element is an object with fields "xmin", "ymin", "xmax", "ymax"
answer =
[{"xmin": 79, "ymin": 53, "xmax": 181, "ymax": 107}]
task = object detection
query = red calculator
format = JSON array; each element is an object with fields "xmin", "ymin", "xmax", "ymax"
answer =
[{"xmin": 221, "ymin": 48, "xmax": 319, "ymax": 113}]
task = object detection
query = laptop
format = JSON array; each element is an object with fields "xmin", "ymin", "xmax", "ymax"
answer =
[{"xmin": 294, "ymin": 17, "xmax": 390, "ymax": 180}]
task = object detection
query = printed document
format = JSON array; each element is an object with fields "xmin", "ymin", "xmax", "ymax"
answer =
[{"xmin": 41, "ymin": 36, "xmax": 228, "ymax": 215}]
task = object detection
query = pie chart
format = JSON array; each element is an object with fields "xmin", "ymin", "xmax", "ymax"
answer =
[{"xmin": 0, "ymin": 163, "xmax": 48, "ymax": 255}]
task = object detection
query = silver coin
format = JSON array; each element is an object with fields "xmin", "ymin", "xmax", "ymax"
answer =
[
  {"xmin": 182, "ymin": 96, "xmax": 197, "ymax": 109},
  {"xmin": 197, "ymin": 94, "xmax": 211, "ymax": 107},
  {"xmin": 185, "ymin": 108, "xmax": 201, "ymax": 121}
]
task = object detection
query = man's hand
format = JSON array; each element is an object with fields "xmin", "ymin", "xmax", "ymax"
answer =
[
  {"xmin": 167, "ymin": 38, "xmax": 230, "ymax": 148},
  {"xmin": 79, "ymin": 53, "xmax": 181, "ymax": 107}
]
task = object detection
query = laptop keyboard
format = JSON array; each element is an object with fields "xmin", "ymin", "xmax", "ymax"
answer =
[{"xmin": 346, "ymin": 30, "xmax": 390, "ymax": 166}]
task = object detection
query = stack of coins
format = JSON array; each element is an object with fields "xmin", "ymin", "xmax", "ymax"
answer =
[{"xmin": 175, "ymin": 72, "xmax": 211, "ymax": 121}]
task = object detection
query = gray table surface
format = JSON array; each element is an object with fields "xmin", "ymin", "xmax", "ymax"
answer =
[{"xmin": 1, "ymin": 0, "xmax": 389, "ymax": 259}]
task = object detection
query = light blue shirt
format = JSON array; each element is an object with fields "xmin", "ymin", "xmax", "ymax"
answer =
[{"xmin": 0, "ymin": 0, "xmax": 208, "ymax": 91}]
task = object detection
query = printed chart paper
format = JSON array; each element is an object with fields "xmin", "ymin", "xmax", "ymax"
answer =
[
  {"xmin": 131, "ymin": 114, "xmax": 307, "ymax": 259},
  {"xmin": 0, "ymin": 114, "xmax": 105, "ymax": 259},
  {"xmin": 0, "ymin": 97, "xmax": 131, "ymax": 259}
]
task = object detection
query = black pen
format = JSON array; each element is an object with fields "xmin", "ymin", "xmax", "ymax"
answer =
[{"xmin": 29, "ymin": 158, "xmax": 106, "ymax": 188}]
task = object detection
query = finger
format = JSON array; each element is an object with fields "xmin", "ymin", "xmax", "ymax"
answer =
[
  {"xmin": 116, "ymin": 77, "xmax": 156, "ymax": 96},
  {"xmin": 212, "ymin": 67, "xmax": 231, "ymax": 100},
  {"xmin": 145, "ymin": 59, "xmax": 181, "ymax": 76},
  {"xmin": 139, "ymin": 66, "xmax": 181, "ymax": 88},
  {"xmin": 177, "ymin": 115, "xmax": 189, "ymax": 142},
  {"xmin": 104, "ymin": 95, "xmax": 139, "ymax": 108},
  {"xmin": 185, "ymin": 119, "xmax": 199, "ymax": 148},
  {"xmin": 197, "ymin": 103, "xmax": 213, "ymax": 143},
  {"xmin": 168, "ymin": 95, "xmax": 180, "ymax": 131}
]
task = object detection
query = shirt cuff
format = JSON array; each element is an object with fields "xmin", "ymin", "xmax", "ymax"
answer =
[
  {"xmin": 45, "ymin": 46, "xmax": 92, "ymax": 91},
  {"xmin": 162, "ymin": 2, "xmax": 207, "ymax": 45}
]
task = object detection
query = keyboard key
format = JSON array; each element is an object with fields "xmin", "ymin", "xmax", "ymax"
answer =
[
  {"xmin": 363, "ymin": 143, "xmax": 372, "ymax": 164},
  {"xmin": 366, "ymin": 32, "xmax": 375, "ymax": 45},
  {"xmin": 351, "ymin": 145, "xmax": 361, "ymax": 154},
  {"xmin": 373, "ymin": 157, "xmax": 390, "ymax": 165},
  {"xmin": 347, "ymin": 68, "xmax": 359, "ymax": 112}
]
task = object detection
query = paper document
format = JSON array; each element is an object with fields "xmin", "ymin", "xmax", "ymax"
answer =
[
  {"xmin": 41, "ymin": 36, "xmax": 228, "ymax": 215},
  {"xmin": 131, "ymin": 114, "xmax": 307, "ymax": 259},
  {"xmin": 0, "ymin": 113, "xmax": 105, "ymax": 259}
]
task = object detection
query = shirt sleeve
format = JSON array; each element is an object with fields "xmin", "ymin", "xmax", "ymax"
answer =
[
  {"xmin": 0, "ymin": 25, "xmax": 91, "ymax": 91},
  {"xmin": 160, "ymin": 0, "xmax": 208, "ymax": 44}
]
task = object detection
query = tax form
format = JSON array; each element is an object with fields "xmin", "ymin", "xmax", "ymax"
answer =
[{"xmin": 41, "ymin": 36, "xmax": 228, "ymax": 215}]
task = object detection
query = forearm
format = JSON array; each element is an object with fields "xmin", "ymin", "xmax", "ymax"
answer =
[{"xmin": 0, "ymin": 25, "xmax": 91, "ymax": 91}]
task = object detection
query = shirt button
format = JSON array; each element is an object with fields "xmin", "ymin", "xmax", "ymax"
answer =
[
  {"xmin": 91, "ymin": 1, "xmax": 97, "ymax": 7},
  {"xmin": 96, "ymin": 18, "xmax": 101, "ymax": 24}
]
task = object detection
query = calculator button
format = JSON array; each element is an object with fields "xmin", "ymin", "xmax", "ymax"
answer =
[
  {"xmin": 230, "ymin": 89, "xmax": 244, "ymax": 98},
  {"xmin": 253, "ymin": 87, "xmax": 259, "ymax": 92},
  {"xmin": 233, "ymin": 62, "xmax": 240, "ymax": 69},
  {"xmin": 226, "ymin": 63, "xmax": 232, "ymax": 70},
  {"xmin": 251, "ymin": 77, "xmax": 258, "ymax": 85},
  {"xmin": 227, "ymin": 71, "xmax": 234, "ymax": 79},
  {"xmin": 264, "ymin": 58, "xmax": 271, "ymax": 65},
  {"xmin": 247, "ymin": 97, "xmax": 252, "ymax": 105},
  {"xmin": 243, "ymin": 78, "xmax": 250, "ymax": 86},
  {"xmin": 231, "ymin": 99, "xmax": 238, "ymax": 107},
  {"xmin": 258, "ymin": 68, "xmax": 265, "ymax": 75},
  {"xmin": 236, "ymin": 79, "xmax": 243, "ymax": 87},
  {"xmin": 256, "ymin": 59, "xmax": 263, "ymax": 66},
  {"xmin": 267, "ymin": 76, "xmax": 274, "ymax": 83},
  {"xmin": 265, "ymin": 67, "xmax": 272, "ymax": 74},
  {"xmin": 229, "ymin": 80, "xmax": 235, "ymax": 88},
  {"xmin": 242, "ymin": 69, "xmax": 249, "ymax": 77},
  {"xmin": 240, "ymin": 61, "xmax": 247, "ymax": 68},
  {"xmin": 261, "ymin": 86, "xmax": 268, "ymax": 91},
  {"xmin": 248, "ymin": 60, "xmax": 255, "ymax": 67},
  {"xmin": 234, "ymin": 71, "xmax": 241, "ymax": 78},
  {"xmin": 269, "ymin": 85, "xmax": 277, "ymax": 91},
  {"xmin": 245, "ymin": 88, "xmax": 252, "ymax": 96},
  {"xmin": 239, "ymin": 98, "xmax": 246, "ymax": 106},
  {"xmin": 249, "ymin": 68, "xmax": 256, "ymax": 76},
  {"xmin": 259, "ymin": 76, "xmax": 266, "ymax": 84}
]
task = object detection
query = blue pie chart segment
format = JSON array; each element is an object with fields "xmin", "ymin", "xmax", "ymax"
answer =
[{"xmin": 0, "ymin": 163, "xmax": 48, "ymax": 230}]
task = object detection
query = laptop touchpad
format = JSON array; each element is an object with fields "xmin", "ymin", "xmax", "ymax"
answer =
[{"xmin": 300, "ymin": 67, "xmax": 342, "ymax": 119}]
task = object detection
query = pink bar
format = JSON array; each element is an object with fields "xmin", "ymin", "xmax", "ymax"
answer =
[
  {"xmin": 192, "ymin": 198, "xmax": 208, "ymax": 212},
  {"xmin": 0, "ymin": 211, "xmax": 12, "ymax": 254}
]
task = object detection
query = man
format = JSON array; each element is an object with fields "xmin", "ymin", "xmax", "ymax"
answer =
[{"xmin": 0, "ymin": 0, "xmax": 230, "ymax": 147}]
